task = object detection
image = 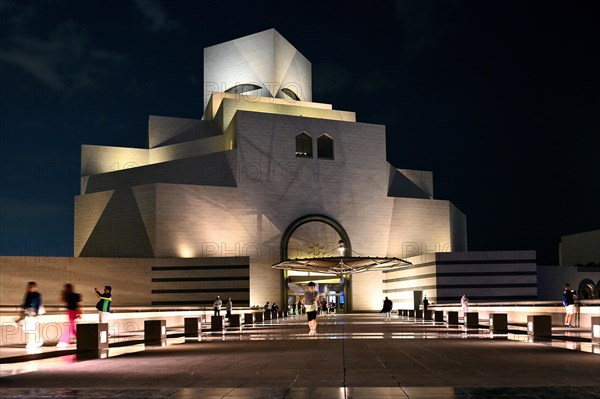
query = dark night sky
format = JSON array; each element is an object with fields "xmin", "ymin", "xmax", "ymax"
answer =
[{"xmin": 1, "ymin": 0, "xmax": 599, "ymax": 264}]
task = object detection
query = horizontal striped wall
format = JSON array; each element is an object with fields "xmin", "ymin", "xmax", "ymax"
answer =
[
  {"xmin": 382, "ymin": 253, "xmax": 437, "ymax": 306},
  {"xmin": 382, "ymin": 251, "xmax": 538, "ymax": 305},
  {"xmin": 151, "ymin": 261, "xmax": 250, "ymax": 306},
  {"xmin": 434, "ymin": 250, "xmax": 537, "ymax": 302},
  {"xmin": 0, "ymin": 256, "xmax": 252, "ymax": 307}
]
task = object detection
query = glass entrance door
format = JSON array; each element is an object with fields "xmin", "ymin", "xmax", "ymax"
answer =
[{"xmin": 285, "ymin": 274, "xmax": 349, "ymax": 314}]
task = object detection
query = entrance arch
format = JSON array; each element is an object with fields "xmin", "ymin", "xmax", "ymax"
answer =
[
  {"xmin": 280, "ymin": 214, "xmax": 352, "ymax": 260},
  {"xmin": 279, "ymin": 214, "xmax": 353, "ymax": 312}
]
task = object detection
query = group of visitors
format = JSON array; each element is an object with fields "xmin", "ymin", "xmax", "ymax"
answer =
[
  {"xmin": 263, "ymin": 301, "xmax": 280, "ymax": 313},
  {"xmin": 213, "ymin": 296, "xmax": 233, "ymax": 319},
  {"xmin": 290, "ymin": 298, "xmax": 336, "ymax": 316},
  {"xmin": 16, "ymin": 280, "xmax": 579, "ymax": 348},
  {"xmin": 318, "ymin": 300, "xmax": 336, "ymax": 315},
  {"xmin": 290, "ymin": 301, "xmax": 302, "ymax": 315},
  {"xmin": 378, "ymin": 283, "xmax": 578, "ymax": 326},
  {"xmin": 15, "ymin": 281, "xmax": 112, "ymax": 348}
]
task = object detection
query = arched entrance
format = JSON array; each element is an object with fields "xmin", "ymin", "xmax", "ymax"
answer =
[{"xmin": 279, "ymin": 214, "xmax": 353, "ymax": 313}]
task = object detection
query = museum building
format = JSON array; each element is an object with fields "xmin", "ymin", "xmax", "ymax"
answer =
[
  {"xmin": 2, "ymin": 29, "xmax": 548, "ymax": 311},
  {"xmin": 70, "ymin": 29, "xmax": 543, "ymax": 311}
]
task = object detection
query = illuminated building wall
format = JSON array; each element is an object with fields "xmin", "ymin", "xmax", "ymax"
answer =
[
  {"xmin": 0, "ymin": 256, "xmax": 249, "ymax": 307},
  {"xmin": 559, "ymin": 230, "xmax": 600, "ymax": 267},
  {"xmin": 382, "ymin": 251, "xmax": 538, "ymax": 309},
  {"xmin": 73, "ymin": 29, "xmax": 468, "ymax": 310},
  {"xmin": 203, "ymin": 29, "xmax": 312, "ymax": 110}
]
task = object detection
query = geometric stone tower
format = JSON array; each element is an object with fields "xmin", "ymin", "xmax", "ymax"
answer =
[{"xmin": 203, "ymin": 29, "xmax": 312, "ymax": 111}]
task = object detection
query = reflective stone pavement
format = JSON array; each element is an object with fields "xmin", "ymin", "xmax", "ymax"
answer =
[{"xmin": 1, "ymin": 314, "xmax": 599, "ymax": 398}]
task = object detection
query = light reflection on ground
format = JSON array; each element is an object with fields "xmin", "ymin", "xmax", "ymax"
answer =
[{"xmin": 1, "ymin": 314, "xmax": 597, "ymax": 378}]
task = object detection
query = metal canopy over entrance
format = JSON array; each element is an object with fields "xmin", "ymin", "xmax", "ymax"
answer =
[
  {"xmin": 272, "ymin": 256, "xmax": 412, "ymax": 277},
  {"xmin": 276, "ymin": 214, "xmax": 412, "ymax": 313}
]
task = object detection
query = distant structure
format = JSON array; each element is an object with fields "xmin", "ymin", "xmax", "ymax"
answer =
[
  {"xmin": 535, "ymin": 230, "xmax": 600, "ymax": 300},
  {"xmin": 559, "ymin": 230, "xmax": 600, "ymax": 267},
  {"xmin": 558, "ymin": 230, "xmax": 600, "ymax": 299}
]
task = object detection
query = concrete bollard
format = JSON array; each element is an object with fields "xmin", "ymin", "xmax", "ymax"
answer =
[
  {"xmin": 244, "ymin": 313, "xmax": 254, "ymax": 324},
  {"xmin": 229, "ymin": 314, "xmax": 241, "ymax": 327},
  {"xmin": 447, "ymin": 311, "xmax": 459, "ymax": 325},
  {"xmin": 184, "ymin": 317, "xmax": 201, "ymax": 337},
  {"xmin": 591, "ymin": 317, "xmax": 600, "ymax": 344},
  {"xmin": 264, "ymin": 311, "xmax": 272, "ymax": 321},
  {"xmin": 211, "ymin": 316, "xmax": 223, "ymax": 331},
  {"xmin": 145, "ymin": 320, "xmax": 167, "ymax": 343},
  {"xmin": 424, "ymin": 310, "xmax": 432, "ymax": 320},
  {"xmin": 465, "ymin": 312, "xmax": 479, "ymax": 328},
  {"xmin": 415, "ymin": 309, "xmax": 423, "ymax": 319},
  {"xmin": 527, "ymin": 315, "xmax": 552, "ymax": 338},
  {"xmin": 77, "ymin": 323, "xmax": 109, "ymax": 350},
  {"xmin": 408, "ymin": 309, "xmax": 415, "ymax": 317},
  {"xmin": 489, "ymin": 313, "xmax": 508, "ymax": 333},
  {"xmin": 434, "ymin": 310, "xmax": 444, "ymax": 322},
  {"xmin": 272, "ymin": 311, "xmax": 278, "ymax": 319},
  {"xmin": 254, "ymin": 312, "xmax": 264, "ymax": 322}
]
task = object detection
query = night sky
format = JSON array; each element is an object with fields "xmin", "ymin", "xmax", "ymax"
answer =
[{"xmin": 1, "ymin": 1, "xmax": 598, "ymax": 265}]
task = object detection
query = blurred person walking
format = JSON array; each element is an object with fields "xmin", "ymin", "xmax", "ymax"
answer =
[
  {"xmin": 381, "ymin": 296, "xmax": 393, "ymax": 321},
  {"xmin": 15, "ymin": 281, "xmax": 44, "ymax": 348},
  {"xmin": 57, "ymin": 283, "xmax": 81, "ymax": 347}
]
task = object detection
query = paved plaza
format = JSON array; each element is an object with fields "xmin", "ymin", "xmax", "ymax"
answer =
[{"xmin": 1, "ymin": 313, "xmax": 599, "ymax": 398}]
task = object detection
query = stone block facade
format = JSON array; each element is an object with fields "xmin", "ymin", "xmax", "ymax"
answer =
[{"xmin": 70, "ymin": 29, "xmax": 469, "ymax": 310}]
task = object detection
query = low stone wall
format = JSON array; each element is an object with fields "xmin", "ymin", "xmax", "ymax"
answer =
[
  {"xmin": 0, "ymin": 307, "xmax": 263, "ymax": 346},
  {"xmin": 0, "ymin": 256, "xmax": 250, "ymax": 308},
  {"xmin": 428, "ymin": 302, "xmax": 599, "ymax": 328}
]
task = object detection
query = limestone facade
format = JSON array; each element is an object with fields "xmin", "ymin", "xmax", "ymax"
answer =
[{"xmin": 73, "ymin": 29, "xmax": 468, "ymax": 310}]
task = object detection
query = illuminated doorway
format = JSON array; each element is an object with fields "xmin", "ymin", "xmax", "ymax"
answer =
[
  {"xmin": 286, "ymin": 276, "xmax": 347, "ymax": 314},
  {"xmin": 278, "ymin": 214, "xmax": 353, "ymax": 312}
]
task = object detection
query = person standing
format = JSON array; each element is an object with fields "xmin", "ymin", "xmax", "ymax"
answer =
[
  {"xmin": 381, "ymin": 296, "xmax": 393, "ymax": 321},
  {"xmin": 304, "ymin": 282, "xmax": 319, "ymax": 335},
  {"xmin": 328, "ymin": 301, "xmax": 335, "ymax": 314},
  {"xmin": 321, "ymin": 299, "xmax": 328, "ymax": 315},
  {"xmin": 213, "ymin": 296, "xmax": 222, "ymax": 317},
  {"xmin": 563, "ymin": 283, "xmax": 577, "ymax": 327},
  {"xmin": 17, "ymin": 281, "xmax": 44, "ymax": 348},
  {"xmin": 57, "ymin": 283, "xmax": 82, "ymax": 347},
  {"xmin": 460, "ymin": 294, "xmax": 469, "ymax": 318},
  {"xmin": 423, "ymin": 295, "xmax": 429, "ymax": 313},
  {"xmin": 95, "ymin": 286, "xmax": 112, "ymax": 323},
  {"xmin": 226, "ymin": 297, "xmax": 233, "ymax": 320}
]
